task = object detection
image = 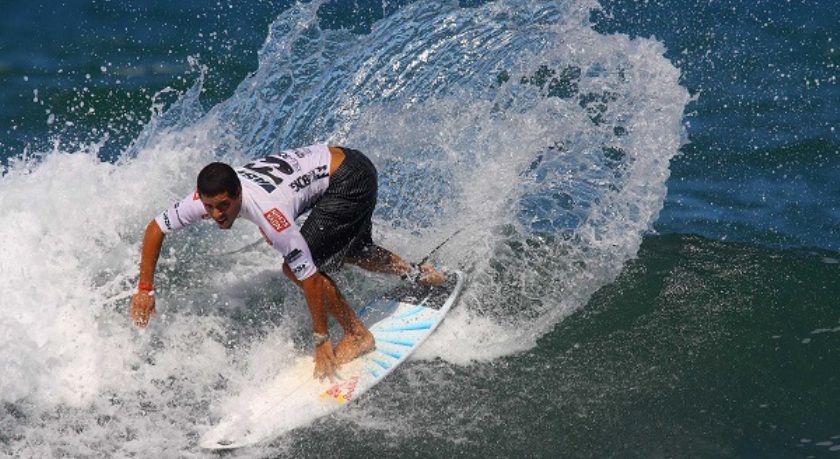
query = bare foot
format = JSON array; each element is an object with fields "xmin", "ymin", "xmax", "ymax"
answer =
[
  {"xmin": 417, "ymin": 262, "xmax": 445, "ymax": 286},
  {"xmin": 334, "ymin": 329, "xmax": 376, "ymax": 364}
]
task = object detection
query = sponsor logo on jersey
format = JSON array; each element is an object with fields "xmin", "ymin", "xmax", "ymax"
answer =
[
  {"xmin": 173, "ymin": 202, "xmax": 188, "ymax": 226},
  {"xmin": 292, "ymin": 262, "xmax": 310, "ymax": 275},
  {"xmin": 264, "ymin": 208, "xmax": 291, "ymax": 233},
  {"xmin": 289, "ymin": 165, "xmax": 329, "ymax": 193},
  {"xmin": 275, "ymin": 151, "xmax": 301, "ymax": 172},
  {"xmin": 289, "ymin": 147, "xmax": 311, "ymax": 159},
  {"xmin": 286, "ymin": 248, "xmax": 303, "ymax": 263},
  {"xmin": 161, "ymin": 210, "xmax": 174, "ymax": 231},
  {"xmin": 238, "ymin": 169, "xmax": 277, "ymax": 194}
]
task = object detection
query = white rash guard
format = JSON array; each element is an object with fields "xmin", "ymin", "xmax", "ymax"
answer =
[{"xmin": 154, "ymin": 144, "xmax": 332, "ymax": 280}]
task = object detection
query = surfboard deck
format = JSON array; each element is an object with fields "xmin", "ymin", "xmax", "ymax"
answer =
[{"xmin": 199, "ymin": 269, "xmax": 465, "ymax": 450}]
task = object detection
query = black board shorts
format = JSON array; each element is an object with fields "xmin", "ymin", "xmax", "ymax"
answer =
[{"xmin": 300, "ymin": 147, "xmax": 377, "ymax": 272}]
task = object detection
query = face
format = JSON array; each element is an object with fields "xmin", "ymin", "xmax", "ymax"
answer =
[{"xmin": 200, "ymin": 190, "xmax": 242, "ymax": 229}]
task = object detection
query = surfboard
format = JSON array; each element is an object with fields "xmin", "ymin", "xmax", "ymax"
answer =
[{"xmin": 199, "ymin": 269, "xmax": 465, "ymax": 450}]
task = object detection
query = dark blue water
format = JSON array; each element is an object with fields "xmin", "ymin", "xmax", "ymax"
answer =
[
  {"xmin": 1, "ymin": 1, "xmax": 838, "ymax": 457},
  {"xmin": 594, "ymin": 0, "xmax": 840, "ymax": 250}
]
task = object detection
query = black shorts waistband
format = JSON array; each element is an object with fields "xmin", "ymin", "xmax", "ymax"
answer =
[{"xmin": 332, "ymin": 146, "xmax": 377, "ymax": 186}]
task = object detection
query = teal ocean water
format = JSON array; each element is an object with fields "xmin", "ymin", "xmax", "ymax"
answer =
[{"xmin": 1, "ymin": 0, "xmax": 837, "ymax": 457}]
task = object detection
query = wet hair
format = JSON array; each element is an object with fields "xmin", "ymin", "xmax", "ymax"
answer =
[{"xmin": 197, "ymin": 162, "xmax": 241, "ymax": 198}]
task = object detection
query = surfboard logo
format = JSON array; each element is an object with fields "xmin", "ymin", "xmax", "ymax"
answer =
[
  {"xmin": 321, "ymin": 376, "xmax": 359, "ymax": 404},
  {"xmin": 264, "ymin": 208, "xmax": 291, "ymax": 232}
]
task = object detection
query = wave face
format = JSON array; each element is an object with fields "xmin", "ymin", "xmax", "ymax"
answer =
[{"xmin": 0, "ymin": 0, "xmax": 688, "ymax": 455}]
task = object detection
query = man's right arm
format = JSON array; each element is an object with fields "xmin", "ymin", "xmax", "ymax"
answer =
[
  {"xmin": 130, "ymin": 220, "xmax": 166, "ymax": 328},
  {"xmin": 129, "ymin": 191, "xmax": 206, "ymax": 327}
]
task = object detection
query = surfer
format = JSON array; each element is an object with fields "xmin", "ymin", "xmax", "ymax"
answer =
[{"xmin": 129, "ymin": 144, "xmax": 444, "ymax": 380}]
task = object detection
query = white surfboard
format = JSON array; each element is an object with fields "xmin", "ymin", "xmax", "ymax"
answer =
[{"xmin": 199, "ymin": 270, "xmax": 465, "ymax": 450}]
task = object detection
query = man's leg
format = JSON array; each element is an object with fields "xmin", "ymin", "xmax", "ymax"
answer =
[
  {"xmin": 303, "ymin": 147, "xmax": 445, "ymax": 285},
  {"xmin": 345, "ymin": 244, "xmax": 445, "ymax": 286},
  {"xmin": 283, "ymin": 265, "xmax": 374, "ymax": 364}
]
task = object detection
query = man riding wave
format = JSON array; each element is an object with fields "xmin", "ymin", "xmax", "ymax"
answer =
[{"xmin": 130, "ymin": 144, "xmax": 443, "ymax": 380}]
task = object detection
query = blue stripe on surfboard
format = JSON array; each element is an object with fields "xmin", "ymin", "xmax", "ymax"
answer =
[
  {"xmin": 378, "ymin": 321, "xmax": 435, "ymax": 332},
  {"xmin": 394, "ymin": 306, "xmax": 426, "ymax": 320},
  {"xmin": 366, "ymin": 364, "xmax": 381, "ymax": 378},
  {"xmin": 375, "ymin": 337, "xmax": 417, "ymax": 347},
  {"xmin": 377, "ymin": 348, "xmax": 403, "ymax": 360},
  {"xmin": 373, "ymin": 359, "xmax": 391, "ymax": 370}
]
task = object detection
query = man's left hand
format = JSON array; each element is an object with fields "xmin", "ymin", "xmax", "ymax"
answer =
[{"xmin": 313, "ymin": 339, "xmax": 339, "ymax": 381}]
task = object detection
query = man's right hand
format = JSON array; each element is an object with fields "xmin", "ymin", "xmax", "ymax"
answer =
[
  {"xmin": 130, "ymin": 291, "xmax": 157, "ymax": 328},
  {"xmin": 131, "ymin": 221, "xmax": 165, "ymax": 328}
]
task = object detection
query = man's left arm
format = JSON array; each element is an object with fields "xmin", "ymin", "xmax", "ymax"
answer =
[
  {"xmin": 283, "ymin": 265, "xmax": 340, "ymax": 381},
  {"xmin": 302, "ymin": 273, "xmax": 341, "ymax": 380}
]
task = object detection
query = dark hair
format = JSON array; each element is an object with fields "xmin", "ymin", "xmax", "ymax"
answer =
[{"xmin": 197, "ymin": 162, "xmax": 241, "ymax": 198}]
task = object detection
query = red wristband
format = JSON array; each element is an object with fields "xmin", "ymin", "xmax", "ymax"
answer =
[{"xmin": 138, "ymin": 282, "xmax": 155, "ymax": 292}]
